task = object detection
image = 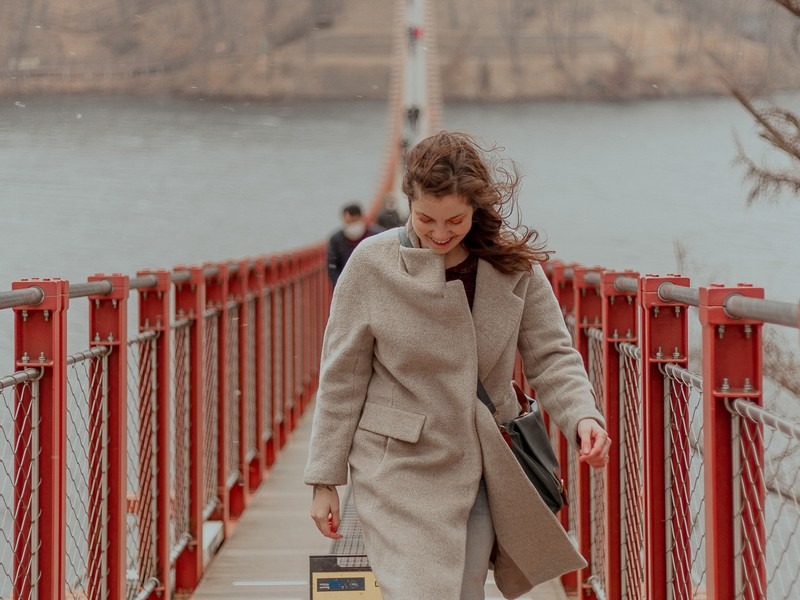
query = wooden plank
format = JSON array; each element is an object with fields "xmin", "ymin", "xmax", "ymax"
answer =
[{"xmin": 188, "ymin": 407, "xmax": 569, "ymax": 599}]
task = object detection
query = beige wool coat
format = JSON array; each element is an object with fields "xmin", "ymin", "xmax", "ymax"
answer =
[{"xmin": 305, "ymin": 224, "xmax": 606, "ymax": 599}]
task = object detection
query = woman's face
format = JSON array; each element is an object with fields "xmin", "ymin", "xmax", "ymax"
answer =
[{"xmin": 411, "ymin": 192, "xmax": 474, "ymax": 258}]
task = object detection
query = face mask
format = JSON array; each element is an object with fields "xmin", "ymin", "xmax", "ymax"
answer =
[{"xmin": 343, "ymin": 221, "xmax": 366, "ymax": 241}]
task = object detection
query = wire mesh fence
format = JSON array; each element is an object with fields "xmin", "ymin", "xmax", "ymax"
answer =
[
  {"xmin": 662, "ymin": 363, "xmax": 706, "ymax": 600},
  {"xmin": 65, "ymin": 347, "xmax": 111, "ymax": 599},
  {"xmin": 273, "ymin": 288, "xmax": 284, "ymax": 436},
  {"xmin": 261, "ymin": 290, "xmax": 273, "ymax": 448},
  {"xmin": 729, "ymin": 397, "xmax": 800, "ymax": 600},
  {"xmin": 244, "ymin": 297, "xmax": 258, "ymax": 464},
  {"xmin": 618, "ymin": 342, "xmax": 645, "ymax": 600},
  {"xmin": 0, "ymin": 370, "xmax": 41, "ymax": 600},
  {"xmin": 225, "ymin": 302, "xmax": 241, "ymax": 490},
  {"xmin": 171, "ymin": 319, "xmax": 192, "ymax": 562},
  {"xmin": 587, "ymin": 326, "xmax": 607, "ymax": 597},
  {"xmin": 203, "ymin": 309, "xmax": 221, "ymax": 519},
  {"xmin": 125, "ymin": 332, "xmax": 159, "ymax": 599}
]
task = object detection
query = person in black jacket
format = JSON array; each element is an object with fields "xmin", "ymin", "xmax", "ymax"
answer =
[{"xmin": 327, "ymin": 204, "xmax": 380, "ymax": 287}]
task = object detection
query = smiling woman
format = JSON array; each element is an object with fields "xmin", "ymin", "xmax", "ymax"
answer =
[
  {"xmin": 305, "ymin": 130, "xmax": 610, "ymax": 600},
  {"xmin": 410, "ymin": 193, "xmax": 473, "ymax": 267}
]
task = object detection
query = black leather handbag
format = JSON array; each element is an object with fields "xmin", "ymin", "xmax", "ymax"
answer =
[{"xmin": 477, "ymin": 380, "xmax": 567, "ymax": 514}]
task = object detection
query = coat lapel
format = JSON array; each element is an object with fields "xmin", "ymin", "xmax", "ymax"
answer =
[
  {"xmin": 397, "ymin": 222, "xmax": 446, "ymax": 284},
  {"xmin": 472, "ymin": 260, "xmax": 525, "ymax": 381},
  {"xmin": 397, "ymin": 220, "xmax": 525, "ymax": 379}
]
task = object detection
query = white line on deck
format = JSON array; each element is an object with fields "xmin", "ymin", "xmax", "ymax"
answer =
[{"xmin": 233, "ymin": 580, "xmax": 307, "ymax": 587}]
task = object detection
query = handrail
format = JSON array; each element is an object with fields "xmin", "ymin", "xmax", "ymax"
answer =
[
  {"xmin": 724, "ymin": 294, "xmax": 800, "ymax": 329},
  {"xmin": 0, "ymin": 287, "xmax": 45, "ymax": 309},
  {"xmin": 564, "ymin": 270, "xmax": 798, "ymax": 329}
]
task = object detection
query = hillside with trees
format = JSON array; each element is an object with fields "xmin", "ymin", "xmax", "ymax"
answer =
[{"xmin": 1, "ymin": 0, "xmax": 798, "ymax": 101}]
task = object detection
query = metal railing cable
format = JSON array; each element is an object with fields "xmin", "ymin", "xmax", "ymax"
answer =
[
  {"xmin": 587, "ymin": 326, "xmax": 608, "ymax": 598},
  {"xmin": 125, "ymin": 334, "xmax": 159, "ymax": 599},
  {"xmin": 171, "ymin": 319, "xmax": 192, "ymax": 566},
  {"xmin": 65, "ymin": 346, "xmax": 111, "ymax": 599},
  {"xmin": 203, "ymin": 310, "xmax": 221, "ymax": 518},
  {"xmin": 661, "ymin": 364, "xmax": 706, "ymax": 599},
  {"xmin": 727, "ymin": 397, "xmax": 800, "ymax": 599},
  {"xmin": 618, "ymin": 342, "xmax": 644, "ymax": 600},
  {"xmin": 0, "ymin": 372, "xmax": 41, "ymax": 600}
]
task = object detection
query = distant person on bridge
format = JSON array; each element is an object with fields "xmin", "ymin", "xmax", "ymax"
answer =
[
  {"xmin": 326, "ymin": 203, "xmax": 380, "ymax": 288},
  {"xmin": 306, "ymin": 131, "xmax": 610, "ymax": 599}
]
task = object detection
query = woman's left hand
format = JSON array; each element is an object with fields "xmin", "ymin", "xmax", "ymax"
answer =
[{"xmin": 577, "ymin": 418, "xmax": 611, "ymax": 469}]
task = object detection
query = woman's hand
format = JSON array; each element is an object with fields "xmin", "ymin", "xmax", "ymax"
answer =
[
  {"xmin": 311, "ymin": 484, "xmax": 344, "ymax": 539},
  {"xmin": 577, "ymin": 418, "xmax": 611, "ymax": 469}
]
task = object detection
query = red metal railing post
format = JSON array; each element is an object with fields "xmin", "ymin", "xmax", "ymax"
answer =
[
  {"xmin": 263, "ymin": 257, "xmax": 278, "ymax": 467},
  {"xmin": 137, "ymin": 269, "xmax": 172, "ymax": 599},
  {"xmin": 290, "ymin": 254, "xmax": 302, "ymax": 430},
  {"xmin": 205, "ymin": 263, "xmax": 232, "ymax": 534},
  {"xmin": 12, "ymin": 278, "xmax": 69, "ymax": 600},
  {"xmin": 301, "ymin": 251, "xmax": 313, "ymax": 412},
  {"xmin": 277, "ymin": 255, "xmax": 289, "ymax": 448},
  {"xmin": 174, "ymin": 266, "xmax": 206, "ymax": 592},
  {"xmin": 88, "ymin": 273, "xmax": 129, "ymax": 600},
  {"xmin": 229, "ymin": 260, "xmax": 248, "ymax": 518},
  {"xmin": 549, "ymin": 261, "xmax": 577, "ymax": 593},
  {"xmin": 699, "ymin": 284, "xmax": 765, "ymax": 600},
  {"xmin": 639, "ymin": 274, "xmax": 690, "ymax": 599},
  {"xmin": 599, "ymin": 270, "xmax": 638, "ymax": 600},
  {"xmin": 248, "ymin": 258, "xmax": 266, "ymax": 489},
  {"xmin": 573, "ymin": 265, "xmax": 602, "ymax": 597}
]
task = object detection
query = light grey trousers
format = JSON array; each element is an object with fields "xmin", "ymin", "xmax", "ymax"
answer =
[{"xmin": 460, "ymin": 479, "xmax": 496, "ymax": 600}]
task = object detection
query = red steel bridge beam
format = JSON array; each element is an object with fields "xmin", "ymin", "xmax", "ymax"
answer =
[
  {"xmin": 206, "ymin": 263, "xmax": 234, "ymax": 534},
  {"xmin": 137, "ymin": 269, "xmax": 172, "ymax": 598},
  {"xmin": 600, "ymin": 270, "xmax": 639, "ymax": 600},
  {"xmin": 548, "ymin": 261, "xmax": 578, "ymax": 594},
  {"xmin": 12, "ymin": 278, "xmax": 69, "ymax": 600},
  {"xmin": 174, "ymin": 265, "xmax": 206, "ymax": 592},
  {"xmin": 88, "ymin": 273, "xmax": 129, "ymax": 600},
  {"xmin": 573, "ymin": 265, "xmax": 602, "ymax": 597},
  {"xmin": 640, "ymin": 274, "xmax": 690, "ymax": 599},
  {"xmin": 700, "ymin": 284, "xmax": 765, "ymax": 600}
]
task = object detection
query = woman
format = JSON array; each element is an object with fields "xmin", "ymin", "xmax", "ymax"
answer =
[{"xmin": 305, "ymin": 131, "xmax": 610, "ymax": 600}]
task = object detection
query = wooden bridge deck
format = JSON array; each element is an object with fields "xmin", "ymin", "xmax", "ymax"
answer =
[{"xmin": 188, "ymin": 405, "xmax": 569, "ymax": 600}]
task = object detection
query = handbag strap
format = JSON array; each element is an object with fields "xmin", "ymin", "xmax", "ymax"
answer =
[{"xmin": 476, "ymin": 380, "xmax": 498, "ymax": 417}]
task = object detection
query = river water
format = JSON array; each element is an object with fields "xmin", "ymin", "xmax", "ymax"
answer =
[
  {"xmin": 3, "ymin": 93, "xmax": 800, "ymax": 365},
  {"xmin": 0, "ymin": 92, "xmax": 799, "ymax": 595}
]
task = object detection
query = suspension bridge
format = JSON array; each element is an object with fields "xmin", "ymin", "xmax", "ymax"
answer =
[{"xmin": 1, "ymin": 1, "xmax": 799, "ymax": 599}]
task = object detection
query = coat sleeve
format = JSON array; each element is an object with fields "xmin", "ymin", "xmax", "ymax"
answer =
[
  {"xmin": 517, "ymin": 263, "xmax": 606, "ymax": 448},
  {"xmin": 304, "ymin": 247, "xmax": 375, "ymax": 485}
]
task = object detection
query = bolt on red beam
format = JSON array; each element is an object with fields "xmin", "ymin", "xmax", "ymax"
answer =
[
  {"xmin": 12, "ymin": 278, "xmax": 69, "ymax": 600},
  {"xmin": 572, "ymin": 265, "xmax": 603, "ymax": 597},
  {"xmin": 173, "ymin": 265, "xmax": 206, "ymax": 592},
  {"xmin": 600, "ymin": 270, "xmax": 639, "ymax": 600},
  {"xmin": 136, "ymin": 269, "xmax": 172, "ymax": 599},
  {"xmin": 699, "ymin": 283, "xmax": 765, "ymax": 600},
  {"xmin": 88, "ymin": 273, "xmax": 129, "ymax": 600},
  {"xmin": 549, "ymin": 261, "xmax": 577, "ymax": 317},
  {"xmin": 639, "ymin": 274, "xmax": 690, "ymax": 599},
  {"xmin": 205, "ymin": 263, "xmax": 233, "ymax": 535}
]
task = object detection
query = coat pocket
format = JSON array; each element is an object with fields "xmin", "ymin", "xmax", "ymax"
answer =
[{"xmin": 357, "ymin": 401, "xmax": 426, "ymax": 443}]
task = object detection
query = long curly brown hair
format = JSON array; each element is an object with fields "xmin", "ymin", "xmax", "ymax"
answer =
[{"xmin": 401, "ymin": 130, "xmax": 550, "ymax": 274}]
